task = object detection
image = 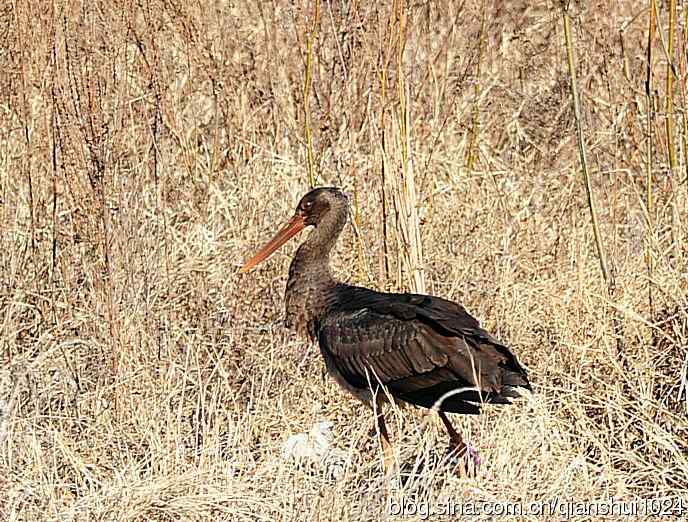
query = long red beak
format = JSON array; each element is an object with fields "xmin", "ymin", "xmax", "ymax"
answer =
[{"xmin": 239, "ymin": 214, "xmax": 306, "ymax": 273}]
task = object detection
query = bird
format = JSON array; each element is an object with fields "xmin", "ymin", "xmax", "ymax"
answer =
[{"xmin": 240, "ymin": 187, "xmax": 531, "ymax": 475}]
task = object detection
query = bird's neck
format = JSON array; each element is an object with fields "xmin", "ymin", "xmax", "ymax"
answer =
[
  {"xmin": 284, "ymin": 205, "xmax": 347, "ymax": 338},
  {"xmin": 290, "ymin": 203, "xmax": 347, "ymax": 283}
]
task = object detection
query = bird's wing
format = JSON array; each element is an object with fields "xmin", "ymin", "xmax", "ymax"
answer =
[{"xmin": 317, "ymin": 291, "xmax": 530, "ymax": 412}]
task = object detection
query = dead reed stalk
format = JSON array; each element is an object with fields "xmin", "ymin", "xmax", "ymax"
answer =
[
  {"xmin": 662, "ymin": 0, "xmax": 683, "ymax": 267},
  {"xmin": 645, "ymin": 0, "xmax": 657, "ymax": 315},
  {"xmin": 562, "ymin": 4, "xmax": 625, "ymax": 358},
  {"xmin": 665, "ymin": 0, "xmax": 677, "ymax": 171},
  {"xmin": 377, "ymin": 4, "xmax": 397, "ymax": 286},
  {"xmin": 303, "ymin": 0, "xmax": 321, "ymax": 188},
  {"xmin": 389, "ymin": 0, "xmax": 425, "ymax": 294},
  {"xmin": 465, "ymin": 0, "xmax": 487, "ymax": 171},
  {"xmin": 562, "ymin": 8, "xmax": 612, "ymax": 290},
  {"xmin": 12, "ymin": 2, "xmax": 35, "ymax": 253}
]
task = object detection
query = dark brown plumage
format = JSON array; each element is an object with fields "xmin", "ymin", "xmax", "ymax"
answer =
[{"xmin": 241, "ymin": 187, "xmax": 531, "ymax": 474}]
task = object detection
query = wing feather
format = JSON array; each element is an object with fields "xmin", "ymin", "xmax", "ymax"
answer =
[{"xmin": 316, "ymin": 287, "xmax": 531, "ymax": 413}]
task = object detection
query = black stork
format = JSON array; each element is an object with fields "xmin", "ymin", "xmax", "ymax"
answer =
[{"xmin": 240, "ymin": 187, "xmax": 531, "ymax": 474}]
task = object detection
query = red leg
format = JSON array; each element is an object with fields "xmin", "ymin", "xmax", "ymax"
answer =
[
  {"xmin": 438, "ymin": 411, "xmax": 480, "ymax": 476},
  {"xmin": 376, "ymin": 407, "xmax": 394, "ymax": 474}
]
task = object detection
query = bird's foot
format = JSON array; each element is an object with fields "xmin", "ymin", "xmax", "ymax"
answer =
[{"xmin": 444, "ymin": 440, "xmax": 481, "ymax": 477}]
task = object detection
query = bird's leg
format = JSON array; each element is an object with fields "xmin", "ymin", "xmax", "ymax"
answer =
[
  {"xmin": 438, "ymin": 411, "xmax": 465, "ymax": 452},
  {"xmin": 438, "ymin": 411, "xmax": 480, "ymax": 476},
  {"xmin": 375, "ymin": 408, "xmax": 394, "ymax": 474}
]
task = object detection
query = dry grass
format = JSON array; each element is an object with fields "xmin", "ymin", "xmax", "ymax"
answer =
[{"xmin": 1, "ymin": 1, "xmax": 687, "ymax": 520}]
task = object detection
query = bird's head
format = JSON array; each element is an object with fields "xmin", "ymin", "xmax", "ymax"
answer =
[
  {"xmin": 294, "ymin": 187, "xmax": 348, "ymax": 227},
  {"xmin": 240, "ymin": 187, "xmax": 348, "ymax": 273}
]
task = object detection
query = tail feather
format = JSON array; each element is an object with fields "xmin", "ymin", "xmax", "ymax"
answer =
[{"xmin": 396, "ymin": 379, "xmax": 530, "ymax": 414}]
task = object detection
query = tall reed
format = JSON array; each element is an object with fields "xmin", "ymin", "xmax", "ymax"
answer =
[{"xmin": 303, "ymin": 0, "xmax": 320, "ymax": 188}]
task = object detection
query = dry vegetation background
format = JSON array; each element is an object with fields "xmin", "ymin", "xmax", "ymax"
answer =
[{"xmin": 1, "ymin": 0, "xmax": 687, "ymax": 520}]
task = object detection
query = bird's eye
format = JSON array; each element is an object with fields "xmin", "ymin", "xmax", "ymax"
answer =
[{"xmin": 303, "ymin": 201, "xmax": 313, "ymax": 209}]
